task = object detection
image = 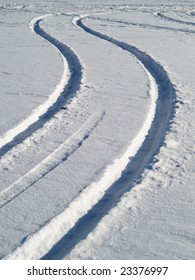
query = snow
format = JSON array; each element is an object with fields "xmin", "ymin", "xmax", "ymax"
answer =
[
  {"xmin": 0, "ymin": 10, "xmax": 63, "ymax": 137},
  {"xmin": 0, "ymin": 0, "xmax": 195, "ymax": 260}
]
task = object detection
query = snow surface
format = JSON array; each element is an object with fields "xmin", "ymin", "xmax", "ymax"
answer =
[{"xmin": 0, "ymin": 0, "xmax": 195, "ymax": 260}]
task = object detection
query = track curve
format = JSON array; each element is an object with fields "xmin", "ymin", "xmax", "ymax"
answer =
[
  {"xmin": 157, "ymin": 11, "xmax": 195, "ymax": 27},
  {"xmin": 0, "ymin": 15, "xmax": 82, "ymax": 158},
  {"xmin": 39, "ymin": 16, "xmax": 176, "ymax": 259},
  {"xmin": 4, "ymin": 12, "xmax": 176, "ymax": 260},
  {"xmin": 89, "ymin": 15, "xmax": 195, "ymax": 35},
  {"xmin": 0, "ymin": 111, "xmax": 105, "ymax": 210}
]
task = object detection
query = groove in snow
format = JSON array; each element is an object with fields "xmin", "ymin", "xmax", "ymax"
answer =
[
  {"xmin": 5, "ymin": 19, "xmax": 158, "ymax": 260},
  {"xmin": 0, "ymin": 111, "xmax": 105, "ymax": 210},
  {"xmin": 40, "ymin": 16, "xmax": 175, "ymax": 260},
  {"xmin": 0, "ymin": 14, "xmax": 82, "ymax": 157},
  {"xmin": 157, "ymin": 11, "xmax": 195, "ymax": 26},
  {"xmin": 5, "ymin": 14, "xmax": 175, "ymax": 260},
  {"xmin": 89, "ymin": 15, "xmax": 195, "ymax": 34}
]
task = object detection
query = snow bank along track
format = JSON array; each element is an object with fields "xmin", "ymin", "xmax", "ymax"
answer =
[
  {"xmin": 6, "ymin": 13, "xmax": 176, "ymax": 260},
  {"xmin": 0, "ymin": 15, "xmax": 82, "ymax": 158}
]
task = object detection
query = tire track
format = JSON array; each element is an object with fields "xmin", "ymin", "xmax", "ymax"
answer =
[
  {"xmin": 89, "ymin": 15, "xmax": 195, "ymax": 35},
  {"xmin": 0, "ymin": 111, "xmax": 105, "ymax": 210},
  {"xmin": 0, "ymin": 14, "xmax": 82, "ymax": 158},
  {"xmin": 156, "ymin": 12, "xmax": 195, "ymax": 27},
  {"xmin": 40, "ymin": 16, "xmax": 175, "ymax": 260},
  {"xmin": 6, "ymin": 13, "xmax": 175, "ymax": 260}
]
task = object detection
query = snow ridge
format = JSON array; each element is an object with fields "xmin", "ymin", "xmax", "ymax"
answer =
[
  {"xmin": 0, "ymin": 111, "xmax": 105, "ymax": 210},
  {"xmin": 0, "ymin": 15, "xmax": 82, "ymax": 157}
]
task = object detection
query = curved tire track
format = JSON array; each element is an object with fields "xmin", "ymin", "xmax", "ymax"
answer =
[
  {"xmin": 40, "ymin": 16, "xmax": 176, "ymax": 259},
  {"xmin": 7, "ymin": 14, "xmax": 175, "ymax": 260},
  {"xmin": 0, "ymin": 111, "xmax": 105, "ymax": 210},
  {"xmin": 89, "ymin": 15, "xmax": 195, "ymax": 35},
  {"xmin": 5, "ymin": 13, "xmax": 175, "ymax": 260},
  {"xmin": 0, "ymin": 15, "xmax": 82, "ymax": 158},
  {"xmin": 157, "ymin": 12, "xmax": 195, "ymax": 27}
]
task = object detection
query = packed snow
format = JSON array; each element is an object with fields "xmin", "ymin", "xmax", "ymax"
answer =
[{"xmin": 0, "ymin": 0, "xmax": 195, "ymax": 260}]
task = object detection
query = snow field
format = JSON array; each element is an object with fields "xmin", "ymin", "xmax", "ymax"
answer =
[
  {"xmin": 65, "ymin": 6, "xmax": 195, "ymax": 260},
  {"xmin": 0, "ymin": 6, "xmax": 151, "ymax": 259},
  {"xmin": 0, "ymin": 1, "xmax": 195, "ymax": 260}
]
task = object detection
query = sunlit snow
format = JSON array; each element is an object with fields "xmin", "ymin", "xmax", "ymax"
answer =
[{"xmin": 0, "ymin": 0, "xmax": 195, "ymax": 260}]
